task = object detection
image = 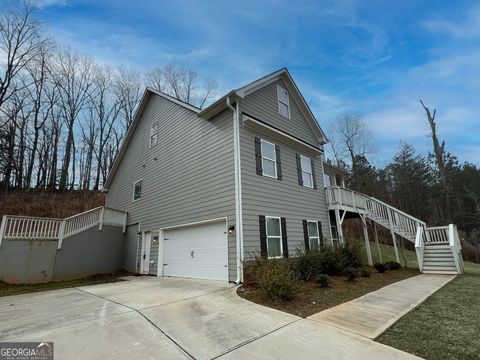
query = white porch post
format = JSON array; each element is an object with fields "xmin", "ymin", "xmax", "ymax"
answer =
[
  {"xmin": 99, "ymin": 207, "xmax": 105, "ymax": 231},
  {"xmin": 0, "ymin": 215, "xmax": 7, "ymax": 247},
  {"xmin": 361, "ymin": 216, "xmax": 373, "ymax": 266},
  {"xmin": 334, "ymin": 208, "xmax": 344, "ymax": 245},
  {"xmin": 57, "ymin": 220, "xmax": 66, "ymax": 250},
  {"xmin": 373, "ymin": 221, "xmax": 382, "ymax": 263},
  {"xmin": 387, "ymin": 209, "xmax": 400, "ymax": 262}
]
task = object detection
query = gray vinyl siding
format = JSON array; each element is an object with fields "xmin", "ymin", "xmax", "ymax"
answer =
[
  {"xmin": 241, "ymin": 79, "xmax": 319, "ymax": 145},
  {"xmin": 239, "ymin": 118, "xmax": 331, "ymax": 260},
  {"xmin": 124, "ymin": 223, "xmax": 139, "ymax": 273},
  {"xmin": 106, "ymin": 94, "xmax": 236, "ymax": 281}
]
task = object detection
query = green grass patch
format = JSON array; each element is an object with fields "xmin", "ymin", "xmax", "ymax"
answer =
[
  {"xmin": 377, "ymin": 261, "xmax": 480, "ymax": 359},
  {"xmin": 0, "ymin": 271, "xmax": 130, "ymax": 297}
]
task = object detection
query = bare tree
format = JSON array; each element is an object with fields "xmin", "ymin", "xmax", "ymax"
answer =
[
  {"xmin": 144, "ymin": 67, "xmax": 166, "ymax": 92},
  {"xmin": 146, "ymin": 64, "xmax": 217, "ymax": 108},
  {"xmin": 328, "ymin": 114, "xmax": 375, "ymax": 169},
  {"xmin": 51, "ymin": 49, "xmax": 94, "ymax": 190},
  {"xmin": 420, "ymin": 100, "xmax": 453, "ymax": 220},
  {"xmin": 0, "ymin": 1, "xmax": 47, "ymax": 111},
  {"xmin": 114, "ymin": 67, "xmax": 142, "ymax": 132}
]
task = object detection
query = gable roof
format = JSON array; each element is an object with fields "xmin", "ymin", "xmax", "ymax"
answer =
[
  {"xmin": 103, "ymin": 87, "xmax": 200, "ymax": 190},
  {"xmin": 198, "ymin": 68, "xmax": 328, "ymax": 145},
  {"xmin": 104, "ymin": 69, "xmax": 329, "ymax": 190}
]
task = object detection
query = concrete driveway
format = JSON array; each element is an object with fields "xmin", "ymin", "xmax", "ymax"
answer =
[{"xmin": 0, "ymin": 276, "xmax": 419, "ymax": 359}]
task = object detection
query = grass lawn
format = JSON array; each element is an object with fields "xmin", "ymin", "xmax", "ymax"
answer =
[
  {"xmin": 237, "ymin": 266, "xmax": 420, "ymax": 317},
  {"xmin": 0, "ymin": 271, "xmax": 129, "ymax": 297},
  {"xmin": 366, "ymin": 241, "xmax": 419, "ymax": 268},
  {"xmin": 377, "ymin": 261, "xmax": 480, "ymax": 360}
]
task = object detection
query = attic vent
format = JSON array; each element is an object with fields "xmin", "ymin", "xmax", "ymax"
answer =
[{"xmin": 277, "ymin": 85, "xmax": 290, "ymax": 119}]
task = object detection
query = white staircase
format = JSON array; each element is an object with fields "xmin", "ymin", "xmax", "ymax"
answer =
[
  {"xmin": 422, "ymin": 244, "xmax": 458, "ymax": 274},
  {"xmin": 325, "ymin": 186, "xmax": 464, "ymax": 274}
]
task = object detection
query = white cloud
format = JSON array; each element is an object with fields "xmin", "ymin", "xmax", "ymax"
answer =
[
  {"xmin": 423, "ymin": 5, "xmax": 480, "ymax": 39},
  {"xmin": 32, "ymin": 0, "xmax": 67, "ymax": 9}
]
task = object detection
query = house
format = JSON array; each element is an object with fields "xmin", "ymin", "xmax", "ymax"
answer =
[
  {"xmin": 0, "ymin": 68, "xmax": 464, "ymax": 284},
  {"xmin": 104, "ymin": 68, "xmax": 331, "ymax": 283},
  {"xmin": 103, "ymin": 68, "xmax": 465, "ymax": 282}
]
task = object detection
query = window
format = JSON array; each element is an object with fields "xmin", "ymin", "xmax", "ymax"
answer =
[
  {"xmin": 324, "ymin": 174, "xmax": 332, "ymax": 187},
  {"xmin": 149, "ymin": 122, "xmax": 158, "ymax": 147},
  {"xmin": 261, "ymin": 140, "xmax": 277, "ymax": 178},
  {"xmin": 266, "ymin": 216, "xmax": 282, "ymax": 258},
  {"xmin": 277, "ymin": 85, "xmax": 290, "ymax": 118},
  {"xmin": 133, "ymin": 180, "xmax": 142, "ymax": 201},
  {"xmin": 300, "ymin": 155, "xmax": 313, "ymax": 188},
  {"xmin": 307, "ymin": 221, "xmax": 320, "ymax": 250}
]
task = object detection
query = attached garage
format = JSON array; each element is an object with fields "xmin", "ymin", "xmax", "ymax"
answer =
[{"xmin": 162, "ymin": 219, "xmax": 229, "ymax": 281}]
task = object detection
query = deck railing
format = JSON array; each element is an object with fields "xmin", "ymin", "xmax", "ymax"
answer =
[
  {"xmin": 326, "ymin": 186, "xmax": 425, "ymax": 243},
  {"xmin": 0, "ymin": 206, "xmax": 127, "ymax": 249}
]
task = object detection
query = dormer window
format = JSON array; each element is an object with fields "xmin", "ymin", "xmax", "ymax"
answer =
[
  {"xmin": 277, "ymin": 85, "xmax": 290, "ymax": 118},
  {"xmin": 150, "ymin": 122, "xmax": 158, "ymax": 147}
]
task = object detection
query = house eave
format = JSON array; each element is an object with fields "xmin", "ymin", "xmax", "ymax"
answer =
[{"xmin": 242, "ymin": 114, "xmax": 323, "ymax": 156}]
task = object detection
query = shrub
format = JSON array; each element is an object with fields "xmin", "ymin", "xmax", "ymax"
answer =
[
  {"xmin": 247, "ymin": 257, "xmax": 299, "ymax": 301},
  {"xmin": 374, "ymin": 263, "xmax": 387, "ymax": 273},
  {"xmin": 339, "ymin": 244, "xmax": 364, "ymax": 271},
  {"xmin": 360, "ymin": 269, "xmax": 371, "ymax": 277},
  {"xmin": 385, "ymin": 261, "xmax": 401, "ymax": 270},
  {"xmin": 343, "ymin": 267, "xmax": 359, "ymax": 281},
  {"xmin": 292, "ymin": 244, "xmax": 363, "ymax": 280},
  {"xmin": 292, "ymin": 249, "xmax": 323, "ymax": 280},
  {"xmin": 315, "ymin": 274, "xmax": 331, "ymax": 288}
]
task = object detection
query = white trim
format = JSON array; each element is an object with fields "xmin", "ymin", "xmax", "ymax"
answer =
[
  {"xmin": 147, "ymin": 87, "xmax": 201, "ymax": 113},
  {"xmin": 260, "ymin": 139, "xmax": 277, "ymax": 179},
  {"xmin": 227, "ymin": 98, "xmax": 244, "ymax": 284},
  {"xmin": 307, "ymin": 220, "xmax": 320, "ymax": 249},
  {"xmin": 157, "ymin": 228, "xmax": 165, "ymax": 277},
  {"xmin": 132, "ymin": 179, "xmax": 143, "ymax": 202},
  {"xmin": 135, "ymin": 222, "xmax": 141, "ymax": 272},
  {"xmin": 160, "ymin": 217, "xmax": 228, "ymax": 230},
  {"xmin": 300, "ymin": 155, "xmax": 314, "ymax": 188},
  {"xmin": 265, "ymin": 216, "xmax": 283, "ymax": 259}
]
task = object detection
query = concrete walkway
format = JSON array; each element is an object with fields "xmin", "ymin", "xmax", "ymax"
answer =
[
  {"xmin": 309, "ymin": 274, "xmax": 456, "ymax": 339},
  {"xmin": 0, "ymin": 276, "xmax": 425, "ymax": 360}
]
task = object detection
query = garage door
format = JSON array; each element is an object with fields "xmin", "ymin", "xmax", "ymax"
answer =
[{"xmin": 163, "ymin": 219, "xmax": 228, "ymax": 281}]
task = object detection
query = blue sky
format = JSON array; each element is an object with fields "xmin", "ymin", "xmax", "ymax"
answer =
[{"xmin": 29, "ymin": 0, "xmax": 480, "ymax": 166}]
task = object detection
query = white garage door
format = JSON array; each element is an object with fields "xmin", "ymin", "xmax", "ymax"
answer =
[{"xmin": 163, "ymin": 219, "xmax": 228, "ymax": 281}]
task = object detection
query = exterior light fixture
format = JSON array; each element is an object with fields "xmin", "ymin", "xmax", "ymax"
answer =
[{"xmin": 228, "ymin": 225, "xmax": 235, "ymax": 235}]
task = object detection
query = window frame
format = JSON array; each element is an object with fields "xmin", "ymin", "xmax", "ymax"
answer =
[
  {"xmin": 149, "ymin": 122, "xmax": 159, "ymax": 148},
  {"xmin": 300, "ymin": 155, "xmax": 314, "ymax": 188},
  {"xmin": 132, "ymin": 179, "xmax": 143, "ymax": 202},
  {"xmin": 307, "ymin": 220, "xmax": 320, "ymax": 250},
  {"xmin": 277, "ymin": 85, "xmax": 290, "ymax": 119},
  {"xmin": 260, "ymin": 139, "xmax": 277, "ymax": 179},
  {"xmin": 265, "ymin": 215, "xmax": 283, "ymax": 259}
]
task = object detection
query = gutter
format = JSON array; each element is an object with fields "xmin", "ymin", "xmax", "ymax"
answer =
[{"xmin": 227, "ymin": 95, "xmax": 244, "ymax": 284}]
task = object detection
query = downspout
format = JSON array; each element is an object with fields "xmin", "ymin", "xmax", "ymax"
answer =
[{"xmin": 227, "ymin": 96, "xmax": 244, "ymax": 284}]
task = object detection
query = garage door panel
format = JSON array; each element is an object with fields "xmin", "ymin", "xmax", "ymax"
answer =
[{"xmin": 163, "ymin": 220, "xmax": 228, "ymax": 281}]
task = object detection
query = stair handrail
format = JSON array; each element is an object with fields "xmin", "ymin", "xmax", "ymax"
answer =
[
  {"xmin": 448, "ymin": 224, "xmax": 464, "ymax": 274},
  {"xmin": 367, "ymin": 196, "xmax": 426, "ymax": 227}
]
